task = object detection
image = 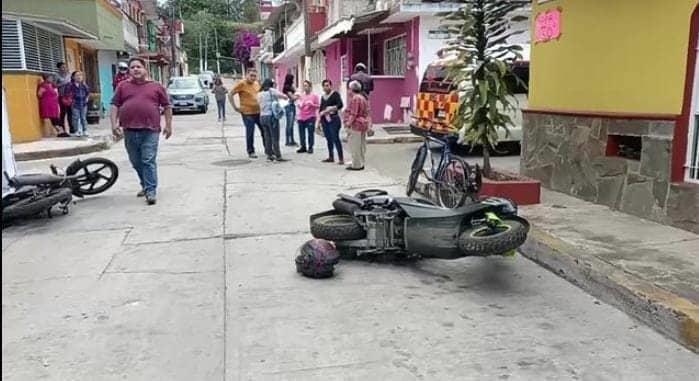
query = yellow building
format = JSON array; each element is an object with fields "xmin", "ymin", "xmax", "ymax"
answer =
[{"xmin": 523, "ymin": 0, "xmax": 699, "ymax": 233}]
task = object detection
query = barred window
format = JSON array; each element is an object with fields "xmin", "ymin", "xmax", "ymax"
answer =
[
  {"xmin": 384, "ymin": 35, "xmax": 406, "ymax": 76},
  {"xmin": 1, "ymin": 19, "xmax": 64, "ymax": 73}
]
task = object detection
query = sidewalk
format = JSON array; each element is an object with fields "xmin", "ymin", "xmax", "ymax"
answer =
[
  {"xmin": 518, "ymin": 188, "xmax": 699, "ymax": 352},
  {"xmin": 14, "ymin": 119, "xmax": 117, "ymax": 161}
]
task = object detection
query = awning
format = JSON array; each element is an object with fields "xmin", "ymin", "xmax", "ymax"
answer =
[
  {"xmin": 271, "ymin": 41, "xmax": 304, "ymax": 65},
  {"xmin": 316, "ymin": 10, "xmax": 389, "ymax": 47},
  {"xmin": 2, "ymin": 13, "xmax": 97, "ymax": 40}
]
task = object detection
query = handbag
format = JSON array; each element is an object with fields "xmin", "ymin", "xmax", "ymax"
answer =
[
  {"xmin": 269, "ymin": 92, "xmax": 284, "ymax": 120},
  {"xmin": 60, "ymin": 95, "xmax": 74, "ymax": 107}
]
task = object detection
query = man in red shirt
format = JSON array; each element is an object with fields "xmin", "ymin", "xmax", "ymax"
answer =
[
  {"xmin": 112, "ymin": 62, "xmax": 130, "ymax": 90},
  {"xmin": 110, "ymin": 57, "xmax": 172, "ymax": 205}
]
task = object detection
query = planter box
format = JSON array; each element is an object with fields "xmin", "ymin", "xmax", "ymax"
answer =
[{"xmin": 479, "ymin": 169, "xmax": 541, "ymax": 205}]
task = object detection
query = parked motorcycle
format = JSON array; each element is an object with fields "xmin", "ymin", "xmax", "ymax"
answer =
[
  {"xmin": 2, "ymin": 157, "xmax": 118, "ymax": 222},
  {"xmin": 309, "ymin": 189, "xmax": 529, "ymax": 259}
]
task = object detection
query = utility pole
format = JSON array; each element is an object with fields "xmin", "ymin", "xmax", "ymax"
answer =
[
  {"xmin": 170, "ymin": 2, "xmax": 177, "ymax": 77},
  {"xmin": 204, "ymin": 32, "xmax": 208, "ymax": 71},
  {"xmin": 214, "ymin": 27, "xmax": 221, "ymax": 75},
  {"xmin": 302, "ymin": 0, "xmax": 311, "ymax": 57},
  {"xmin": 199, "ymin": 33, "xmax": 203, "ymax": 73}
]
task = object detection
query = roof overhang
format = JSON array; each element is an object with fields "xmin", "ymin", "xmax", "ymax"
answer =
[
  {"xmin": 271, "ymin": 42, "xmax": 304, "ymax": 65},
  {"xmin": 2, "ymin": 13, "xmax": 98, "ymax": 40},
  {"xmin": 316, "ymin": 10, "xmax": 389, "ymax": 46}
]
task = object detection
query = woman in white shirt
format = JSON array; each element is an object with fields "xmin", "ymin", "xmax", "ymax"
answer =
[{"xmin": 258, "ymin": 78, "xmax": 289, "ymax": 162}]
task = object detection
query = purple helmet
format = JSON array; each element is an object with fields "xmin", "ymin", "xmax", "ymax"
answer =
[{"xmin": 295, "ymin": 239, "xmax": 340, "ymax": 278}]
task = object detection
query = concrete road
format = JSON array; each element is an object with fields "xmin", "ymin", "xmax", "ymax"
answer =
[{"xmin": 3, "ymin": 104, "xmax": 698, "ymax": 380}]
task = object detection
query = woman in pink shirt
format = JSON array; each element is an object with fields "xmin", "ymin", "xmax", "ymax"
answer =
[{"xmin": 296, "ymin": 80, "xmax": 320, "ymax": 154}]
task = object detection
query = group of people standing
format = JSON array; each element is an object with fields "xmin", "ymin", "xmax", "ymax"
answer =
[
  {"xmin": 36, "ymin": 62, "xmax": 91, "ymax": 138},
  {"xmin": 227, "ymin": 63, "xmax": 373, "ymax": 170}
]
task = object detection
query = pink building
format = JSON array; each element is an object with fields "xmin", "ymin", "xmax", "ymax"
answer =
[{"xmin": 259, "ymin": 0, "xmax": 465, "ymax": 125}]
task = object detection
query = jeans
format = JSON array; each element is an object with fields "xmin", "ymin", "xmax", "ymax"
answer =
[
  {"xmin": 321, "ymin": 114, "xmax": 343, "ymax": 161},
  {"xmin": 260, "ymin": 115, "xmax": 282, "ymax": 159},
  {"xmin": 216, "ymin": 99, "xmax": 226, "ymax": 120},
  {"xmin": 298, "ymin": 118, "xmax": 316, "ymax": 150},
  {"xmin": 124, "ymin": 129, "xmax": 160, "ymax": 197},
  {"xmin": 284, "ymin": 104, "xmax": 296, "ymax": 145},
  {"xmin": 59, "ymin": 103, "xmax": 74, "ymax": 132},
  {"xmin": 71, "ymin": 104, "xmax": 88, "ymax": 136},
  {"xmin": 241, "ymin": 114, "xmax": 264, "ymax": 154}
]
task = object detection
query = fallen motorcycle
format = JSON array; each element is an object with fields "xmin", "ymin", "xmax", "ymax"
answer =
[
  {"xmin": 309, "ymin": 189, "xmax": 529, "ymax": 260},
  {"xmin": 2, "ymin": 157, "xmax": 118, "ymax": 222}
]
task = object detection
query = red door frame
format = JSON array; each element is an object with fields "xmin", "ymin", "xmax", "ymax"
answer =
[{"xmin": 673, "ymin": 5, "xmax": 699, "ymax": 182}]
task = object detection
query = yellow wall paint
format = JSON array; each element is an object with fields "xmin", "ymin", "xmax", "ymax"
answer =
[
  {"xmin": 2, "ymin": 74, "xmax": 43, "ymax": 143},
  {"xmin": 530, "ymin": 0, "xmax": 698, "ymax": 115}
]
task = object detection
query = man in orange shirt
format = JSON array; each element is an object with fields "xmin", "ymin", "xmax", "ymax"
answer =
[{"xmin": 229, "ymin": 69, "xmax": 264, "ymax": 158}]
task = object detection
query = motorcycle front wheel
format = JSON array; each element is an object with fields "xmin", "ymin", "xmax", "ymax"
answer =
[
  {"xmin": 310, "ymin": 213, "xmax": 366, "ymax": 241},
  {"xmin": 458, "ymin": 218, "xmax": 529, "ymax": 256},
  {"xmin": 66, "ymin": 157, "xmax": 119, "ymax": 196}
]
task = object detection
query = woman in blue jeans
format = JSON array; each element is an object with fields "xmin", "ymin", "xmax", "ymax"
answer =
[
  {"xmin": 282, "ymin": 73, "xmax": 298, "ymax": 146},
  {"xmin": 319, "ymin": 79, "xmax": 344, "ymax": 164}
]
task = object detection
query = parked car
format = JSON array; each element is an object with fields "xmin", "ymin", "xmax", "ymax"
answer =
[
  {"xmin": 167, "ymin": 76, "xmax": 209, "ymax": 113},
  {"xmin": 198, "ymin": 71, "xmax": 215, "ymax": 89},
  {"xmin": 411, "ymin": 57, "xmax": 529, "ymax": 151}
]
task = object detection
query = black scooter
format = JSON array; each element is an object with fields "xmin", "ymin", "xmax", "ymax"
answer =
[{"xmin": 309, "ymin": 189, "xmax": 529, "ymax": 259}]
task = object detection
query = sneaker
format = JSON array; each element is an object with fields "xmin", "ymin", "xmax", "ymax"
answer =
[
  {"xmin": 137, "ymin": 190, "xmax": 145, "ymax": 197},
  {"xmin": 146, "ymin": 195, "xmax": 157, "ymax": 205},
  {"xmin": 275, "ymin": 158, "xmax": 289, "ymax": 162},
  {"xmin": 338, "ymin": 160, "xmax": 345, "ymax": 165},
  {"xmin": 307, "ymin": 148, "xmax": 313, "ymax": 154},
  {"xmin": 267, "ymin": 156, "xmax": 275, "ymax": 162},
  {"xmin": 249, "ymin": 153, "xmax": 258, "ymax": 159},
  {"xmin": 322, "ymin": 158, "xmax": 334, "ymax": 163},
  {"xmin": 297, "ymin": 147, "xmax": 307, "ymax": 153},
  {"xmin": 346, "ymin": 166, "xmax": 364, "ymax": 171}
]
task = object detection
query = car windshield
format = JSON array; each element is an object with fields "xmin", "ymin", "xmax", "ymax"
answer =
[{"xmin": 169, "ymin": 78, "xmax": 200, "ymax": 90}]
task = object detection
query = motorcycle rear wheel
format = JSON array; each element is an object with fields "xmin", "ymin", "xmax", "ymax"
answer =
[
  {"xmin": 66, "ymin": 157, "xmax": 119, "ymax": 196},
  {"xmin": 2, "ymin": 187, "xmax": 73, "ymax": 221},
  {"xmin": 458, "ymin": 218, "xmax": 529, "ymax": 256},
  {"xmin": 310, "ymin": 214, "xmax": 366, "ymax": 241}
]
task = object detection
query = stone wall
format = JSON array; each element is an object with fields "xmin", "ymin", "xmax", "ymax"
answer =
[{"xmin": 521, "ymin": 113, "xmax": 699, "ymax": 234}]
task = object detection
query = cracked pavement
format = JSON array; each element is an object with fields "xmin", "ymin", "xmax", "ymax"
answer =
[{"xmin": 2, "ymin": 101, "xmax": 698, "ymax": 380}]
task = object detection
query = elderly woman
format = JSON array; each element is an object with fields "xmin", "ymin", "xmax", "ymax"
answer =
[{"xmin": 343, "ymin": 80, "xmax": 371, "ymax": 171}]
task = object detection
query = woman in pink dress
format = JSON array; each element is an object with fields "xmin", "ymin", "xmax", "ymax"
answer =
[{"xmin": 37, "ymin": 74, "xmax": 68, "ymax": 137}]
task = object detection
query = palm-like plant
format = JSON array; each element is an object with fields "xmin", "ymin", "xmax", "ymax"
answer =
[{"xmin": 441, "ymin": 0, "xmax": 527, "ymax": 176}]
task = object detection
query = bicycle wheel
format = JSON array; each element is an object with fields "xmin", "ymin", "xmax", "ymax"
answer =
[
  {"xmin": 436, "ymin": 158, "xmax": 468, "ymax": 208},
  {"xmin": 406, "ymin": 144, "xmax": 428, "ymax": 196}
]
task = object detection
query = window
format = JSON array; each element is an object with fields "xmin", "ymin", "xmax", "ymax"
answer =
[
  {"xmin": 384, "ymin": 35, "xmax": 406, "ymax": 76},
  {"xmin": 1, "ymin": 19, "xmax": 64, "ymax": 73},
  {"xmin": 309, "ymin": 50, "xmax": 325, "ymax": 84},
  {"xmin": 2, "ymin": 19, "xmax": 22, "ymax": 70}
]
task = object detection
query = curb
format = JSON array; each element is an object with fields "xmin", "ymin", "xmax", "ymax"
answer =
[
  {"xmin": 340, "ymin": 135, "xmax": 423, "ymax": 145},
  {"xmin": 519, "ymin": 227, "xmax": 699, "ymax": 353},
  {"xmin": 15, "ymin": 137, "xmax": 118, "ymax": 162}
]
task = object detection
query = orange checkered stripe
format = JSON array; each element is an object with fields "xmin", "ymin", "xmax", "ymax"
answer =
[{"xmin": 414, "ymin": 92, "xmax": 460, "ymax": 134}]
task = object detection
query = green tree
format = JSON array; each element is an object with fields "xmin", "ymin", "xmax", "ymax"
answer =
[{"xmin": 441, "ymin": 0, "xmax": 526, "ymax": 176}]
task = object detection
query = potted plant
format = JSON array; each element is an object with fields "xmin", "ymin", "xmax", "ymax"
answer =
[{"xmin": 441, "ymin": 0, "xmax": 540, "ymax": 205}]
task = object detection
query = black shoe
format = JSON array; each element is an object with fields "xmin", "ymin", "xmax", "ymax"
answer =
[
  {"xmin": 137, "ymin": 190, "xmax": 145, "ymax": 198},
  {"xmin": 146, "ymin": 195, "xmax": 157, "ymax": 205},
  {"xmin": 267, "ymin": 156, "xmax": 275, "ymax": 162},
  {"xmin": 297, "ymin": 147, "xmax": 307, "ymax": 153},
  {"xmin": 291, "ymin": 142, "xmax": 299, "ymax": 147},
  {"xmin": 307, "ymin": 148, "xmax": 313, "ymax": 154},
  {"xmin": 249, "ymin": 153, "xmax": 258, "ymax": 159},
  {"xmin": 322, "ymin": 158, "xmax": 334, "ymax": 163},
  {"xmin": 345, "ymin": 166, "xmax": 365, "ymax": 171},
  {"xmin": 275, "ymin": 158, "xmax": 289, "ymax": 162}
]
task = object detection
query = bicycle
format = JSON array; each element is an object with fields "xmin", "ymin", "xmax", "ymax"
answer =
[{"xmin": 406, "ymin": 134, "xmax": 481, "ymax": 208}]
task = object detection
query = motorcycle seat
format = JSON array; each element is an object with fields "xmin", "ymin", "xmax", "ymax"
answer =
[{"xmin": 10, "ymin": 173, "xmax": 67, "ymax": 187}]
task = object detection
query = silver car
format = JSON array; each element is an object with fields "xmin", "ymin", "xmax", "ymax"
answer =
[{"xmin": 167, "ymin": 77, "xmax": 210, "ymax": 113}]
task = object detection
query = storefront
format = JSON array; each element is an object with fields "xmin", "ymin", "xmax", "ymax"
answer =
[{"xmin": 522, "ymin": 0, "xmax": 699, "ymax": 233}]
